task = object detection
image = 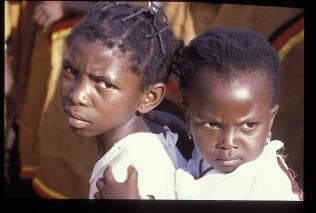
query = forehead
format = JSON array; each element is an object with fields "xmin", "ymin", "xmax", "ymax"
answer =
[
  {"xmin": 65, "ymin": 36, "xmax": 142, "ymax": 88},
  {"xmin": 188, "ymin": 69, "xmax": 272, "ymax": 105},
  {"xmin": 67, "ymin": 36, "xmax": 125, "ymax": 60},
  {"xmin": 65, "ymin": 36, "xmax": 135, "ymax": 73}
]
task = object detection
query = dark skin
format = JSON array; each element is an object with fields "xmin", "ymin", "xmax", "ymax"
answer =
[
  {"xmin": 186, "ymin": 69, "xmax": 279, "ymax": 173},
  {"xmin": 33, "ymin": 1, "xmax": 95, "ymax": 34},
  {"xmin": 94, "ymin": 165, "xmax": 141, "ymax": 199},
  {"xmin": 60, "ymin": 35, "xmax": 166, "ymax": 157},
  {"xmin": 95, "ymin": 67, "xmax": 279, "ymax": 199}
]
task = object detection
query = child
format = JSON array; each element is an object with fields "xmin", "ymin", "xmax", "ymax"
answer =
[
  {"xmin": 60, "ymin": 1, "xmax": 186, "ymax": 199},
  {"xmin": 95, "ymin": 27, "xmax": 303, "ymax": 200},
  {"xmin": 174, "ymin": 27, "xmax": 302, "ymax": 200}
]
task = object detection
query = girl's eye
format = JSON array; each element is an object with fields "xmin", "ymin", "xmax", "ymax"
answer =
[
  {"xmin": 241, "ymin": 122, "xmax": 257, "ymax": 130},
  {"xmin": 96, "ymin": 80, "xmax": 117, "ymax": 90},
  {"xmin": 64, "ymin": 67, "xmax": 77, "ymax": 76},
  {"xmin": 203, "ymin": 122, "xmax": 220, "ymax": 129}
]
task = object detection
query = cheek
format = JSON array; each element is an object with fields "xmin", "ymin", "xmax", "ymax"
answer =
[
  {"xmin": 95, "ymin": 93, "xmax": 138, "ymax": 118},
  {"xmin": 242, "ymin": 135, "xmax": 267, "ymax": 161},
  {"xmin": 60, "ymin": 77, "xmax": 71, "ymax": 98},
  {"xmin": 192, "ymin": 128, "xmax": 216, "ymax": 156}
]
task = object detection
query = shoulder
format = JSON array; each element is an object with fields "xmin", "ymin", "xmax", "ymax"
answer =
[{"xmin": 114, "ymin": 133, "xmax": 176, "ymax": 169}]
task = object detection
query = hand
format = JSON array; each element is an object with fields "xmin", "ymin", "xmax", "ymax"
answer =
[
  {"xmin": 33, "ymin": 1, "xmax": 64, "ymax": 33},
  {"xmin": 94, "ymin": 165, "xmax": 141, "ymax": 199}
]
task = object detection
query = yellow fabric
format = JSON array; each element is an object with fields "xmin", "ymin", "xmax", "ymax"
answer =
[
  {"xmin": 41, "ymin": 32, "xmax": 69, "ymax": 115},
  {"xmin": 33, "ymin": 177, "xmax": 68, "ymax": 199},
  {"xmin": 164, "ymin": 2, "xmax": 196, "ymax": 45},
  {"xmin": 279, "ymin": 30, "xmax": 304, "ymax": 61},
  {"xmin": 51, "ymin": 28, "xmax": 72, "ymax": 42},
  {"xmin": 5, "ymin": 1, "xmax": 22, "ymax": 41},
  {"xmin": 18, "ymin": 31, "xmax": 51, "ymax": 173},
  {"xmin": 5, "ymin": 1, "xmax": 11, "ymax": 41}
]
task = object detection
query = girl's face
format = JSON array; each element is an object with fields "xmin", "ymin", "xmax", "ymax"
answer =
[
  {"xmin": 60, "ymin": 36, "xmax": 144, "ymax": 138},
  {"xmin": 186, "ymin": 69, "xmax": 278, "ymax": 173}
]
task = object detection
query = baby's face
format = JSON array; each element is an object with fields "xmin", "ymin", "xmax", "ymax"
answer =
[
  {"xmin": 186, "ymin": 69, "xmax": 278, "ymax": 173},
  {"xmin": 60, "ymin": 36, "xmax": 144, "ymax": 138}
]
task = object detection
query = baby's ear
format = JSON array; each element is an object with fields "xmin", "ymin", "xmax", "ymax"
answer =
[{"xmin": 137, "ymin": 82, "xmax": 166, "ymax": 114}]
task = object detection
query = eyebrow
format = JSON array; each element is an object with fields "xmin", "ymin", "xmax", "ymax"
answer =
[
  {"xmin": 89, "ymin": 66, "xmax": 124, "ymax": 91},
  {"xmin": 195, "ymin": 112, "xmax": 220, "ymax": 122},
  {"xmin": 195, "ymin": 112, "xmax": 257, "ymax": 124},
  {"xmin": 63, "ymin": 57, "xmax": 121, "ymax": 88},
  {"xmin": 90, "ymin": 73, "xmax": 119, "ymax": 86}
]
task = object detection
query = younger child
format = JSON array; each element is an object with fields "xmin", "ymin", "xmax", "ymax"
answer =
[
  {"xmin": 95, "ymin": 27, "xmax": 303, "ymax": 200},
  {"xmin": 60, "ymin": 1, "xmax": 186, "ymax": 199},
  {"xmin": 174, "ymin": 27, "xmax": 303, "ymax": 200}
]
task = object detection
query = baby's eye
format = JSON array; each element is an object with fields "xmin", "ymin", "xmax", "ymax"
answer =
[
  {"xmin": 96, "ymin": 80, "xmax": 117, "ymax": 90},
  {"xmin": 241, "ymin": 122, "xmax": 257, "ymax": 130},
  {"xmin": 203, "ymin": 122, "xmax": 220, "ymax": 129}
]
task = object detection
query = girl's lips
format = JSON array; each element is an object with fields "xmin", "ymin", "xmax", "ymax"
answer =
[
  {"xmin": 64, "ymin": 105, "xmax": 91, "ymax": 128},
  {"xmin": 67, "ymin": 115, "xmax": 91, "ymax": 129}
]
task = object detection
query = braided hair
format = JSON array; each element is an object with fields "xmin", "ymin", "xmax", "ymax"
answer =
[
  {"xmin": 67, "ymin": 1, "xmax": 182, "ymax": 91},
  {"xmin": 178, "ymin": 27, "xmax": 280, "ymax": 106}
]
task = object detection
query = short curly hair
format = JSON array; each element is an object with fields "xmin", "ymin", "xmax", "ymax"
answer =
[
  {"xmin": 179, "ymin": 27, "xmax": 280, "ymax": 105},
  {"xmin": 68, "ymin": 1, "xmax": 182, "ymax": 90}
]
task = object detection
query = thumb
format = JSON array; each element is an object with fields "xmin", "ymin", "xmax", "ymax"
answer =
[{"xmin": 127, "ymin": 165, "xmax": 138, "ymax": 185}]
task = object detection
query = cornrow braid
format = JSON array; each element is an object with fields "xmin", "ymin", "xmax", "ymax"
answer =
[
  {"xmin": 147, "ymin": 2, "xmax": 169, "ymax": 54},
  {"xmin": 68, "ymin": 1, "xmax": 182, "ymax": 90}
]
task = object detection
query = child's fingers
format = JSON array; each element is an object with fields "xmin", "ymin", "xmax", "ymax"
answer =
[
  {"xmin": 127, "ymin": 165, "xmax": 138, "ymax": 185},
  {"xmin": 94, "ymin": 191, "xmax": 101, "ymax": 199},
  {"xmin": 96, "ymin": 178, "xmax": 105, "ymax": 190},
  {"xmin": 103, "ymin": 165, "xmax": 115, "ymax": 182}
]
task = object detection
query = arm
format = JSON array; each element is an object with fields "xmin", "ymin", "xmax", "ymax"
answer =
[
  {"xmin": 94, "ymin": 165, "xmax": 142, "ymax": 199},
  {"xmin": 33, "ymin": 1, "xmax": 96, "ymax": 33}
]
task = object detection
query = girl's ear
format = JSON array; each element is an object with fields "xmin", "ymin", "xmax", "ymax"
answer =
[
  {"xmin": 137, "ymin": 82, "xmax": 166, "ymax": 114},
  {"xmin": 268, "ymin": 104, "xmax": 279, "ymax": 131}
]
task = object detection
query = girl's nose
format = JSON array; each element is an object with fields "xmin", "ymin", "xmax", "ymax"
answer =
[{"xmin": 68, "ymin": 80, "xmax": 91, "ymax": 106}]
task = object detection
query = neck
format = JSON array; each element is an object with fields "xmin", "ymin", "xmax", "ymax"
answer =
[{"xmin": 96, "ymin": 114, "xmax": 150, "ymax": 158}]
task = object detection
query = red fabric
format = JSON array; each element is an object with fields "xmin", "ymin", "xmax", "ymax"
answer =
[{"xmin": 272, "ymin": 17, "xmax": 304, "ymax": 51}]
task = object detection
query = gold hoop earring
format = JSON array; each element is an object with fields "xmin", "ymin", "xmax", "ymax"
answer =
[
  {"xmin": 266, "ymin": 132, "xmax": 272, "ymax": 145},
  {"xmin": 188, "ymin": 130, "xmax": 193, "ymax": 140}
]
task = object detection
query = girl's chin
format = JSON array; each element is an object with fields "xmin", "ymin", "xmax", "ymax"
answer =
[{"xmin": 70, "ymin": 127, "xmax": 96, "ymax": 138}]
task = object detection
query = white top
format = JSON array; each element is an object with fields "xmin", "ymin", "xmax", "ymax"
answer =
[
  {"xmin": 89, "ymin": 126, "xmax": 187, "ymax": 199},
  {"xmin": 175, "ymin": 140, "xmax": 300, "ymax": 200}
]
